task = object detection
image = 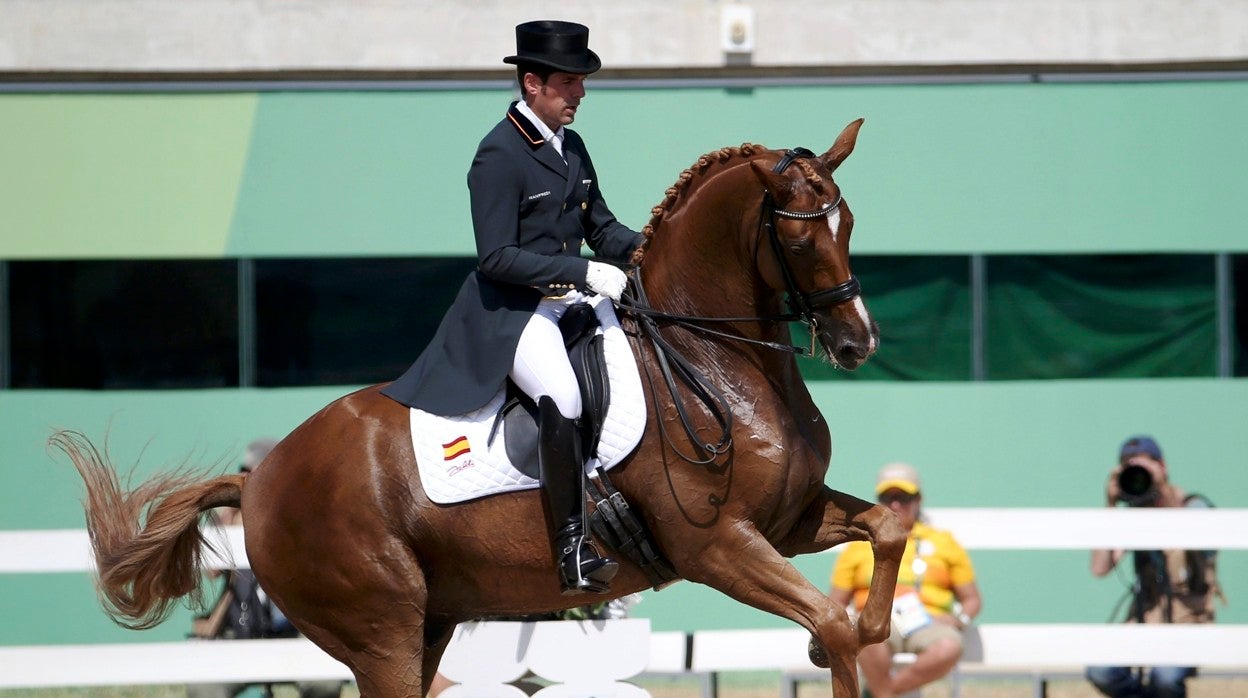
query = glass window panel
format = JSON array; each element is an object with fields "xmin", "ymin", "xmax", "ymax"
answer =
[
  {"xmin": 801, "ymin": 255, "xmax": 972, "ymax": 381},
  {"xmin": 1234, "ymin": 254, "xmax": 1248, "ymax": 377},
  {"xmin": 9, "ymin": 260, "xmax": 238, "ymax": 389},
  {"xmin": 255, "ymin": 257, "xmax": 476, "ymax": 387},
  {"xmin": 986, "ymin": 255, "xmax": 1216, "ymax": 379}
]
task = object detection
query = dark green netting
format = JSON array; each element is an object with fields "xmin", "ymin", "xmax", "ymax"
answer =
[
  {"xmin": 985, "ymin": 255, "xmax": 1216, "ymax": 379},
  {"xmin": 800, "ymin": 256, "xmax": 971, "ymax": 381},
  {"xmin": 1235, "ymin": 256, "xmax": 1248, "ymax": 377}
]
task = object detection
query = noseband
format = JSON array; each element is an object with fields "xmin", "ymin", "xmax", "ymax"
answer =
[{"xmin": 761, "ymin": 147, "xmax": 862, "ymax": 349}]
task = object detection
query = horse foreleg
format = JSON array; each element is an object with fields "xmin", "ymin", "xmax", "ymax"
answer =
[
  {"xmin": 775, "ymin": 486, "xmax": 906, "ymax": 650},
  {"xmin": 684, "ymin": 531, "xmax": 861, "ymax": 698}
]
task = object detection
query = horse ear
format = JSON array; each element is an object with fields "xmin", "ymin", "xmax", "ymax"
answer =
[
  {"xmin": 749, "ymin": 160, "xmax": 797, "ymax": 199},
  {"xmin": 822, "ymin": 118, "xmax": 865, "ymax": 172}
]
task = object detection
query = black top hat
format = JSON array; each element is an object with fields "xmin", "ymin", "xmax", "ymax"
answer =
[{"xmin": 504, "ymin": 20, "xmax": 602, "ymax": 75}]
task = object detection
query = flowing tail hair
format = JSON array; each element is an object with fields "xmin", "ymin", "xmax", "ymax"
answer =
[{"xmin": 50, "ymin": 430, "xmax": 245, "ymax": 630}]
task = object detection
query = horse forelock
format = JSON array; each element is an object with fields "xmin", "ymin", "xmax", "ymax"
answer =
[{"xmin": 793, "ymin": 158, "xmax": 828, "ymax": 193}]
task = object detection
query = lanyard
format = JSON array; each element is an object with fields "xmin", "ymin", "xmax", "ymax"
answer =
[{"xmin": 910, "ymin": 535, "xmax": 928, "ymax": 588}]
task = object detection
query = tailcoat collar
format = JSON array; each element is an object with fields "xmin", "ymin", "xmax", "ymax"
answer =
[
  {"xmin": 506, "ymin": 101, "xmax": 546, "ymax": 149},
  {"xmin": 506, "ymin": 101, "xmax": 568, "ymax": 177}
]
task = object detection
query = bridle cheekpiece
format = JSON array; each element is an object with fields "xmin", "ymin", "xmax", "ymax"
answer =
[{"xmin": 761, "ymin": 147, "xmax": 862, "ymax": 353}]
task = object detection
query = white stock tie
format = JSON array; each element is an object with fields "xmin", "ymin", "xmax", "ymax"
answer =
[{"xmin": 550, "ymin": 132, "xmax": 565, "ymax": 162}]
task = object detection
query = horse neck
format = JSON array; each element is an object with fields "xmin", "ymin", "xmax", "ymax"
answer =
[{"xmin": 638, "ymin": 163, "xmax": 798, "ymax": 378}]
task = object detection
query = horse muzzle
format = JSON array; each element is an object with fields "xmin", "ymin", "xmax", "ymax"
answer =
[{"xmin": 816, "ymin": 313, "xmax": 879, "ymax": 370}]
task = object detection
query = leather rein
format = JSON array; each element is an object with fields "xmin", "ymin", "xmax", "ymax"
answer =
[{"xmin": 615, "ymin": 147, "xmax": 863, "ymax": 464}]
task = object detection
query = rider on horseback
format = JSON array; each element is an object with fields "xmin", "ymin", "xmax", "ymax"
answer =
[{"xmin": 381, "ymin": 20, "xmax": 643, "ymax": 595}]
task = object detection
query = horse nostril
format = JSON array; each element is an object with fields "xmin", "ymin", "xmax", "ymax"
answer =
[{"xmin": 835, "ymin": 341, "xmax": 868, "ymax": 369}]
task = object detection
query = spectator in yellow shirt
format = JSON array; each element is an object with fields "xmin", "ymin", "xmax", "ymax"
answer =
[{"xmin": 829, "ymin": 462, "xmax": 982, "ymax": 698}]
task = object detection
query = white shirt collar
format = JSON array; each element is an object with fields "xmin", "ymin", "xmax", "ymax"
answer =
[{"xmin": 516, "ymin": 100, "xmax": 565, "ymax": 155}]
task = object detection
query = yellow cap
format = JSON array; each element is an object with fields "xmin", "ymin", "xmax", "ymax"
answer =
[{"xmin": 875, "ymin": 462, "xmax": 921, "ymax": 495}]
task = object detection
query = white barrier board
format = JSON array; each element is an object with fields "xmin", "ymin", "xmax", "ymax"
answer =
[{"xmin": 5, "ymin": 509, "xmax": 1248, "ymax": 574}]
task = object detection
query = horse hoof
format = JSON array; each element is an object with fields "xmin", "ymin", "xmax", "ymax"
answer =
[{"xmin": 807, "ymin": 636, "xmax": 830, "ymax": 669}]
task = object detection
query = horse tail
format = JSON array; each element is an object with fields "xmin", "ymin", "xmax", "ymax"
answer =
[{"xmin": 50, "ymin": 430, "xmax": 243, "ymax": 630}]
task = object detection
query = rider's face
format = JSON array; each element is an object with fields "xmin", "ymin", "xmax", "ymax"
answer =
[{"xmin": 525, "ymin": 71, "xmax": 587, "ymax": 131}]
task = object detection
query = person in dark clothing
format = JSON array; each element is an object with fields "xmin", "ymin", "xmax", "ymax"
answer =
[
  {"xmin": 382, "ymin": 20, "xmax": 644, "ymax": 595},
  {"xmin": 1086, "ymin": 435, "xmax": 1223, "ymax": 698}
]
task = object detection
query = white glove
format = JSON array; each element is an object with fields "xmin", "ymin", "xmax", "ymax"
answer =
[{"xmin": 585, "ymin": 261, "xmax": 627, "ymax": 301}]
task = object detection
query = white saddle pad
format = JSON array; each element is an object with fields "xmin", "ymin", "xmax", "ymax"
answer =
[{"xmin": 411, "ymin": 299, "xmax": 647, "ymax": 504}]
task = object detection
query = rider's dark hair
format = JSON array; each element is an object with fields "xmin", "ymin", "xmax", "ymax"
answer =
[{"xmin": 516, "ymin": 62, "xmax": 556, "ymax": 88}]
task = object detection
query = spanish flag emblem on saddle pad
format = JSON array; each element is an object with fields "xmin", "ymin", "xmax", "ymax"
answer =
[
  {"xmin": 407, "ymin": 297, "xmax": 646, "ymax": 504},
  {"xmin": 442, "ymin": 436, "xmax": 471, "ymax": 460}
]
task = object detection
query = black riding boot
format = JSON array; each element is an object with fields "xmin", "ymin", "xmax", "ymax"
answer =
[{"xmin": 537, "ymin": 395, "xmax": 618, "ymax": 595}]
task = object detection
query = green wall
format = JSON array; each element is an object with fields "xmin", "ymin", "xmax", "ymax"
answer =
[
  {"xmin": 2, "ymin": 78, "xmax": 1245, "ymax": 645},
  {"xmin": 2, "ymin": 79, "xmax": 1247, "ymax": 259},
  {"xmin": 2, "ymin": 379, "xmax": 1244, "ymax": 643}
]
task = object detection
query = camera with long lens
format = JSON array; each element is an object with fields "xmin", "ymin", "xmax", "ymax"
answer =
[{"xmin": 1116, "ymin": 462, "xmax": 1158, "ymax": 506}]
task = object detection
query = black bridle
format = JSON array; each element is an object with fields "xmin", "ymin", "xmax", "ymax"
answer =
[
  {"xmin": 615, "ymin": 147, "xmax": 862, "ymax": 464},
  {"xmin": 762, "ymin": 147, "xmax": 861, "ymax": 343}
]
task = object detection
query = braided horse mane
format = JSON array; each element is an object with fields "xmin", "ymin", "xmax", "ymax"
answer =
[{"xmin": 628, "ymin": 143, "xmax": 833, "ymax": 266}]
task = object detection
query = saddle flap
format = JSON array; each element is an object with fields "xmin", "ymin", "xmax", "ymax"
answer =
[
  {"xmin": 496, "ymin": 383, "xmax": 540, "ymax": 480},
  {"xmin": 569, "ymin": 332, "xmax": 609, "ymax": 457},
  {"xmin": 559, "ymin": 303, "xmax": 609, "ymax": 456}
]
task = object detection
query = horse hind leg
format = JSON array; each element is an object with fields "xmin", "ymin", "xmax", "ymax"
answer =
[
  {"xmin": 266, "ymin": 540, "xmax": 435, "ymax": 697},
  {"xmin": 776, "ymin": 485, "xmax": 907, "ymax": 652}
]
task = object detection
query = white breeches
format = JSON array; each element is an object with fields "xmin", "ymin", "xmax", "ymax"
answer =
[{"xmin": 511, "ymin": 292, "xmax": 615, "ymax": 420}]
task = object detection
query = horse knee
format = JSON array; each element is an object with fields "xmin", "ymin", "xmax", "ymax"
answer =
[
  {"xmin": 857, "ymin": 614, "xmax": 891, "ymax": 647},
  {"xmin": 873, "ymin": 505, "xmax": 908, "ymax": 559}
]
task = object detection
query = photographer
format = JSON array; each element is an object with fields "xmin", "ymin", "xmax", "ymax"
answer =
[{"xmin": 1086, "ymin": 435, "xmax": 1223, "ymax": 698}]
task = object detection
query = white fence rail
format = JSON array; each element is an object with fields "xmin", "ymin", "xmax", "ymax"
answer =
[
  {"xmin": 5, "ymin": 508, "xmax": 1248, "ymax": 574},
  {"xmin": 687, "ymin": 624, "xmax": 1248, "ymax": 672},
  {"xmin": 0, "ymin": 638, "xmax": 353, "ymax": 688},
  {"xmin": 2, "ymin": 509, "xmax": 1246, "ymax": 692}
]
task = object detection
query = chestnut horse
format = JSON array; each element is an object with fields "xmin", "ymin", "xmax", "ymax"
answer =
[{"xmin": 57, "ymin": 119, "xmax": 904, "ymax": 697}]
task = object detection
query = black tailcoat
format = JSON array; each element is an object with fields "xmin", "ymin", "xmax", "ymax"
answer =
[{"xmin": 382, "ymin": 103, "xmax": 643, "ymax": 415}]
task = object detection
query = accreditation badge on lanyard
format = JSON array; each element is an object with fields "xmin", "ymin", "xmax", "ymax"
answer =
[{"xmin": 892, "ymin": 551, "xmax": 933, "ymax": 638}]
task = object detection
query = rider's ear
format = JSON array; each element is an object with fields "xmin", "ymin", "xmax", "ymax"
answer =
[
  {"xmin": 749, "ymin": 161, "xmax": 796, "ymax": 199},
  {"xmin": 821, "ymin": 118, "xmax": 865, "ymax": 173}
]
